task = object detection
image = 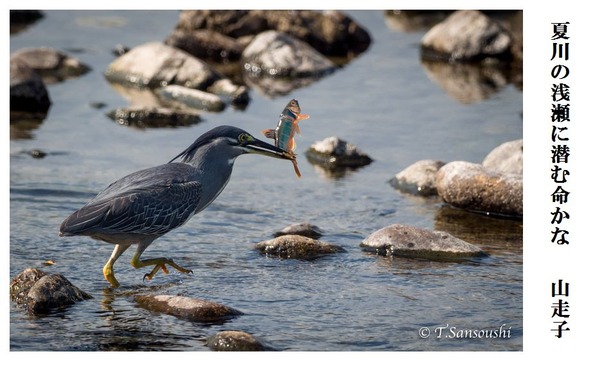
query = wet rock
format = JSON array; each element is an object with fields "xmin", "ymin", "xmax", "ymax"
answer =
[
  {"xmin": 436, "ymin": 161, "xmax": 523, "ymax": 217},
  {"xmin": 10, "ymin": 47, "xmax": 90, "ymax": 83},
  {"xmin": 384, "ymin": 10, "xmax": 453, "ymax": 32},
  {"xmin": 10, "ymin": 268, "xmax": 93, "ymax": 314},
  {"xmin": 112, "ymin": 44, "xmax": 130, "ymax": 57},
  {"xmin": 29, "ymin": 149, "xmax": 47, "ymax": 159},
  {"xmin": 242, "ymin": 30, "xmax": 336, "ymax": 78},
  {"xmin": 165, "ymin": 29, "xmax": 245, "ymax": 62},
  {"xmin": 107, "ymin": 106, "xmax": 201, "ymax": 128},
  {"xmin": 10, "ymin": 57, "xmax": 51, "ymax": 115},
  {"xmin": 274, "ymin": 223, "xmax": 323, "ymax": 239},
  {"xmin": 206, "ymin": 330, "xmax": 271, "ymax": 351},
  {"xmin": 305, "ymin": 136, "xmax": 373, "ymax": 169},
  {"xmin": 174, "ymin": 10, "xmax": 371, "ymax": 58},
  {"xmin": 156, "ymin": 85, "xmax": 225, "ymax": 112},
  {"xmin": 205, "ymin": 78, "xmax": 249, "ymax": 107},
  {"xmin": 10, "ymin": 10, "xmax": 44, "ymax": 34},
  {"xmin": 389, "ymin": 159, "xmax": 446, "ymax": 196},
  {"xmin": 256, "ymin": 235, "xmax": 344, "ymax": 259},
  {"xmin": 482, "ymin": 139, "xmax": 523, "ymax": 175},
  {"xmin": 104, "ymin": 41, "xmax": 220, "ymax": 90},
  {"xmin": 360, "ymin": 224, "xmax": 485, "ymax": 259},
  {"xmin": 134, "ymin": 294, "xmax": 243, "ymax": 323},
  {"xmin": 421, "ymin": 10, "xmax": 513, "ymax": 62}
]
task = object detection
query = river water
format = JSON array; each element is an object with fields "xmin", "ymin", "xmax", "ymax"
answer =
[{"xmin": 10, "ymin": 10, "xmax": 523, "ymax": 351}]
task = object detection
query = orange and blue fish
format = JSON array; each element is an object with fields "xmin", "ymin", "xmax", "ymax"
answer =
[{"xmin": 262, "ymin": 99, "xmax": 309, "ymax": 177}]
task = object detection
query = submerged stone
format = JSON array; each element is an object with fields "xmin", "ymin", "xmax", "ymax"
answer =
[
  {"xmin": 256, "ymin": 234, "xmax": 344, "ymax": 259},
  {"xmin": 206, "ymin": 330, "xmax": 271, "ymax": 351},
  {"xmin": 361, "ymin": 224, "xmax": 485, "ymax": 259},
  {"xmin": 134, "ymin": 294, "xmax": 243, "ymax": 323}
]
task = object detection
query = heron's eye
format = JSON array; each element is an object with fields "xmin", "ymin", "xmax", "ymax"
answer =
[{"xmin": 238, "ymin": 133, "xmax": 253, "ymax": 144}]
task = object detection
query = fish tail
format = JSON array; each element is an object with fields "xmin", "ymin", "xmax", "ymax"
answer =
[{"xmin": 261, "ymin": 129, "xmax": 276, "ymax": 139}]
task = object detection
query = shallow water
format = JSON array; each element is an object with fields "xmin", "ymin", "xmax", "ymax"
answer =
[{"xmin": 10, "ymin": 10, "xmax": 523, "ymax": 351}]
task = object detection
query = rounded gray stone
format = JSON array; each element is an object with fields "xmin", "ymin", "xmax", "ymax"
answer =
[
  {"xmin": 421, "ymin": 10, "xmax": 513, "ymax": 62},
  {"xmin": 436, "ymin": 161, "xmax": 522, "ymax": 217},
  {"xmin": 361, "ymin": 223, "xmax": 485, "ymax": 258},
  {"xmin": 389, "ymin": 159, "xmax": 446, "ymax": 196},
  {"xmin": 242, "ymin": 30, "xmax": 336, "ymax": 78},
  {"xmin": 482, "ymin": 139, "xmax": 523, "ymax": 175},
  {"xmin": 134, "ymin": 294, "xmax": 243, "ymax": 323}
]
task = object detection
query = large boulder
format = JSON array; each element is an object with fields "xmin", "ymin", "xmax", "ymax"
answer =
[
  {"xmin": 104, "ymin": 41, "xmax": 221, "ymax": 90},
  {"xmin": 242, "ymin": 30, "xmax": 336, "ymax": 78},
  {"xmin": 436, "ymin": 161, "xmax": 522, "ymax": 217},
  {"xmin": 482, "ymin": 139, "xmax": 523, "ymax": 175},
  {"xmin": 421, "ymin": 10, "xmax": 513, "ymax": 62},
  {"xmin": 10, "ymin": 268, "xmax": 93, "ymax": 314},
  {"xmin": 174, "ymin": 10, "xmax": 371, "ymax": 58}
]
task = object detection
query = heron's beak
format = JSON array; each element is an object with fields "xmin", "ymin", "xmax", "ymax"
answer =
[{"xmin": 244, "ymin": 138, "xmax": 295, "ymax": 160}]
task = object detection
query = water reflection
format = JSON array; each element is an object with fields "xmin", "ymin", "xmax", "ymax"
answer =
[
  {"xmin": 421, "ymin": 60, "xmax": 511, "ymax": 104},
  {"xmin": 434, "ymin": 205, "xmax": 523, "ymax": 254}
]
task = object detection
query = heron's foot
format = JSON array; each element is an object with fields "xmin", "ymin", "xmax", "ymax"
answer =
[{"xmin": 132, "ymin": 257, "xmax": 193, "ymax": 282}]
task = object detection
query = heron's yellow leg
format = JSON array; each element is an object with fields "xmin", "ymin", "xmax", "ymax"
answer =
[
  {"xmin": 103, "ymin": 244, "xmax": 130, "ymax": 288},
  {"xmin": 129, "ymin": 251, "xmax": 193, "ymax": 281}
]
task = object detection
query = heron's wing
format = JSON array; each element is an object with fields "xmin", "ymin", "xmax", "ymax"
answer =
[{"xmin": 60, "ymin": 164, "xmax": 202, "ymax": 236}]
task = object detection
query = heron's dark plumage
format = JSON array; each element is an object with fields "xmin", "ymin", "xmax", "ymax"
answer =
[{"xmin": 59, "ymin": 163, "xmax": 203, "ymax": 239}]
